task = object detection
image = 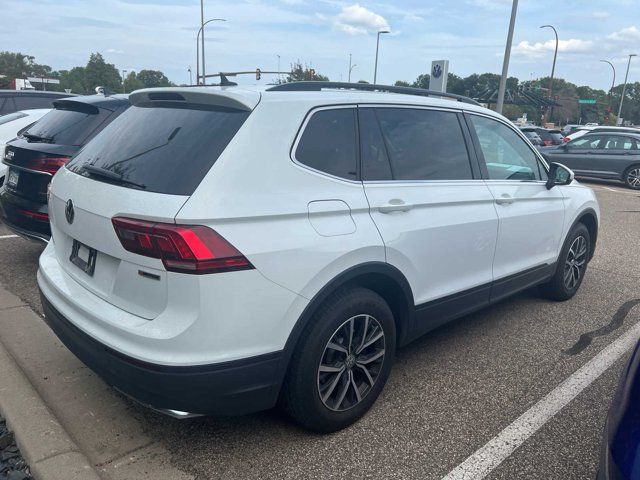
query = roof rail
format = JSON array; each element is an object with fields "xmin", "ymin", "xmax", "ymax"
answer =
[{"xmin": 266, "ymin": 81, "xmax": 481, "ymax": 106}]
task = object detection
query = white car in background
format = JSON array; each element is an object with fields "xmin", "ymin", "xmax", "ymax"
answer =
[
  {"xmin": 0, "ymin": 109, "xmax": 50, "ymax": 185},
  {"xmin": 564, "ymin": 125, "xmax": 640, "ymax": 143}
]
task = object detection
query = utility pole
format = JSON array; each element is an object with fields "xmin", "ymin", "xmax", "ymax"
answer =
[
  {"xmin": 348, "ymin": 54, "xmax": 352, "ymax": 82},
  {"xmin": 616, "ymin": 54, "xmax": 637, "ymax": 125},
  {"xmin": 188, "ymin": 67, "xmax": 193, "ymax": 86},
  {"xmin": 121, "ymin": 69, "xmax": 127, "ymax": 93},
  {"xmin": 496, "ymin": 0, "xmax": 518, "ymax": 114},
  {"xmin": 277, "ymin": 54, "xmax": 281, "ymax": 82}
]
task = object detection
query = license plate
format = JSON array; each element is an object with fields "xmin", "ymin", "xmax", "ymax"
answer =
[
  {"xmin": 70, "ymin": 240, "xmax": 97, "ymax": 276},
  {"xmin": 7, "ymin": 169, "xmax": 19, "ymax": 188}
]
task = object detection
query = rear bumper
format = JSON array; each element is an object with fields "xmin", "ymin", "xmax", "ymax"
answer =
[
  {"xmin": 0, "ymin": 187, "xmax": 50, "ymax": 241},
  {"xmin": 40, "ymin": 292, "xmax": 284, "ymax": 416}
]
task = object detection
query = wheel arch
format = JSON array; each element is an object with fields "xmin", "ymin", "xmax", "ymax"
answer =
[
  {"xmin": 276, "ymin": 262, "xmax": 415, "ymax": 383},
  {"xmin": 573, "ymin": 208, "xmax": 598, "ymax": 261}
]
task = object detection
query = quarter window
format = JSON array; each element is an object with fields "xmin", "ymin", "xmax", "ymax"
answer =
[
  {"xmin": 569, "ymin": 136, "xmax": 603, "ymax": 149},
  {"xmin": 366, "ymin": 108, "xmax": 473, "ymax": 181},
  {"xmin": 469, "ymin": 115, "xmax": 545, "ymax": 181},
  {"xmin": 295, "ymin": 108, "xmax": 358, "ymax": 180},
  {"xmin": 602, "ymin": 136, "xmax": 637, "ymax": 150}
]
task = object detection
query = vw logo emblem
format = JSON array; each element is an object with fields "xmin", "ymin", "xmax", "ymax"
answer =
[
  {"xmin": 65, "ymin": 199, "xmax": 75, "ymax": 224},
  {"xmin": 432, "ymin": 64, "xmax": 442, "ymax": 79}
]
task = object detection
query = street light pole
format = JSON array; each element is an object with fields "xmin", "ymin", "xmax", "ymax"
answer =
[
  {"xmin": 600, "ymin": 59, "xmax": 616, "ymax": 113},
  {"xmin": 348, "ymin": 53, "xmax": 352, "ymax": 83},
  {"xmin": 373, "ymin": 30, "xmax": 389, "ymax": 84},
  {"xmin": 196, "ymin": 18, "xmax": 226, "ymax": 85},
  {"xmin": 496, "ymin": 0, "xmax": 518, "ymax": 114},
  {"xmin": 540, "ymin": 24, "xmax": 558, "ymax": 123},
  {"xmin": 188, "ymin": 67, "xmax": 193, "ymax": 86},
  {"xmin": 200, "ymin": 0, "xmax": 205, "ymax": 85},
  {"xmin": 121, "ymin": 69, "xmax": 127, "ymax": 93},
  {"xmin": 616, "ymin": 54, "xmax": 637, "ymax": 125}
]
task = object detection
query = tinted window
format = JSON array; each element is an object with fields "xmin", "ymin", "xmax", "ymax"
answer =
[
  {"xmin": 13, "ymin": 96, "xmax": 56, "ymax": 111},
  {"xmin": 570, "ymin": 135, "xmax": 603, "ymax": 149},
  {"xmin": 0, "ymin": 97, "xmax": 16, "ymax": 115},
  {"xmin": 24, "ymin": 102, "xmax": 112, "ymax": 146},
  {"xmin": 67, "ymin": 103, "xmax": 250, "ymax": 195},
  {"xmin": 602, "ymin": 136, "xmax": 637, "ymax": 150},
  {"xmin": 470, "ymin": 115, "xmax": 545, "ymax": 181},
  {"xmin": 296, "ymin": 108, "xmax": 357, "ymax": 179},
  {"xmin": 0, "ymin": 112, "xmax": 27, "ymax": 126},
  {"xmin": 360, "ymin": 108, "xmax": 392, "ymax": 180},
  {"xmin": 374, "ymin": 108, "xmax": 473, "ymax": 181}
]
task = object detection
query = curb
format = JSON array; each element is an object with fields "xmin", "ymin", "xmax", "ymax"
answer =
[{"xmin": 0, "ymin": 294, "xmax": 102, "ymax": 480}]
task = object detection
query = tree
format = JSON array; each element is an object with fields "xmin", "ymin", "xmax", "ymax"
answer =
[
  {"xmin": 59, "ymin": 67, "xmax": 87, "ymax": 94},
  {"xmin": 136, "ymin": 69, "xmax": 172, "ymax": 88},
  {"xmin": 412, "ymin": 74, "xmax": 430, "ymax": 89},
  {"xmin": 394, "ymin": 80, "xmax": 410, "ymax": 87},
  {"xmin": 84, "ymin": 53, "xmax": 122, "ymax": 93},
  {"xmin": 283, "ymin": 62, "xmax": 329, "ymax": 83},
  {"xmin": 123, "ymin": 71, "xmax": 144, "ymax": 93},
  {"xmin": 0, "ymin": 51, "xmax": 53, "ymax": 88}
]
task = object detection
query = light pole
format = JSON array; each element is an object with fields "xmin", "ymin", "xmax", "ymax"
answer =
[
  {"xmin": 540, "ymin": 24, "xmax": 558, "ymax": 123},
  {"xmin": 196, "ymin": 18, "xmax": 226, "ymax": 85},
  {"xmin": 121, "ymin": 69, "xmax": 127, "ymax": 93},
  {"xmin": 496, "ymin": 0, "xmax": 518, "ymax": 114},
  {"xmin": 616, "ymin": 54, "xmax": 637, "ymax": 125},
  {"xmin": 188, "ymin": 67, "xmax": 193, "ymax": 86},
  {"xmin": 600, "ymin": 59, "xmax": 616, "ymax": 114},
  {"xmin": 373, "ymin": 30, "xmax": 389, "ymax": 84},
  {"xmin": 277, "ymin": 54, "xmax": 281, "ymax": 82},
  {"xmin": 348, "ymin": 54, "xmax": 357, "ymax": 83}
]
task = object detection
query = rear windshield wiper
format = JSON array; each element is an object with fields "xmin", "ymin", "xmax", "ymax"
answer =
[
  {"xmin": 81, "ymin": 163, "xmax": 147, "ymax": 190},
  {"xmin": 22, "ymin": 132, "xmax": 53, "ymax": 143}
]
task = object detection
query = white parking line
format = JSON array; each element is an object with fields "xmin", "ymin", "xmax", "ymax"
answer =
[
  {"xmin": 442, "ymin": 318, "xmax": 640, "ymax": 480},
  {"xmin": 0, "ymin": 235, "xmax": 18, "ymax": 240}
]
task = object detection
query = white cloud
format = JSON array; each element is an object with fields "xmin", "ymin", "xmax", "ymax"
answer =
[
  {"xmin": 468, "ymin": 0, "xmax": 512, "ymax": 9},
  {"xmin": 608, "ymin": 26, "xmax": 640, "ymax": 42},
  {"xmin": 106, "ymin": 48, "xmax": 125, "ymax": 54},
  {"xmin": 513, "ymin": 39, "xmax": 594, "ymax": 58},
  {"xmin": 591, "ymin": 10, "xmax": 610, "ymax": 19},
  {"xmin": 333, "ymin": 4, "xmax": 390, "ymax": 36}
]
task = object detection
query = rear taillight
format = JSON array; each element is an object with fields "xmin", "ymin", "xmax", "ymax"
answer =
[
  {"xmin": 25, "ymin": 156, "xmax": 70, "ymax": 175},
  {"xmin": 562, "ymin": 137, "xmax": 570, "ymax": 143},
  {"xmin": 17, "ymin": 209, "xmax": 49, "ymax": 221},
  {"xmin": 112, "ymin": 217, "xmax": 254, "ymax": 275},
  {"xmin": 544, "ymin": 140, "xmax": 552, "ymax": 146}
]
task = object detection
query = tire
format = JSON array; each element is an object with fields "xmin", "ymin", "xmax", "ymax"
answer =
[
  {"xmin": 281, "ymin": 286, "xmax": 396, "ymax": 433},
  {"xmin": 540, "ymin": 223, "xmax": 591, "ymax": 301},
  {"xmin": 623, "ymin": 165, "xmax": 640, "ymax": 190}
]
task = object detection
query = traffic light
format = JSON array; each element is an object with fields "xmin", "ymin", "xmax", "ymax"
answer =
[{"xmin": 256, "ymin": 68, "xmax": 261, "ymax": 81}]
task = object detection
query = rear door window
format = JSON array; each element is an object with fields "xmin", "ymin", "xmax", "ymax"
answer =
[
  {"xmin": 13, "ymin": 95, "xmax": 57, "ymax": 111},
  {"xmin": 66, "ymin": 103, "xmax": 250, "ymax": 195},
  {"xmin": 24, "ymin": 101, "xmax": 112, "ymax": 146},
  {"xmin": 372, "ymin": 107, "xmax": 473, "ymax": 181},
  {"xmin": 295, "ymin": 108, "xmax": 358, "ymax": 180}
]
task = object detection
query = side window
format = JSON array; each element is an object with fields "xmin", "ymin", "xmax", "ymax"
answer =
[
  {"xmin": 0, "ymin": 97, "xmax": 16, "ymax": 115},
  {"xmin": 602, "ymin": 136, "xmax": 635, "ymax": 150},
  {"xmin": 295, "ymin": 108, "xmax": 357, "ymax": 180},
  {"xmin": 469, "ymin": 114, "xmax": 545, "ymax": 181},
  {"xmin": 373, "ymin": 108, "xmax": 473, "ymax": 181},
  {"xmin": 569, "ymin": 136, "xmax": 602, "ymax": 149}
]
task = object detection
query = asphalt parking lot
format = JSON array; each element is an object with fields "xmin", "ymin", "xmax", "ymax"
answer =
[{"xmin": 0, "ymin": 179, "xmax": 638, "ymax": 480}]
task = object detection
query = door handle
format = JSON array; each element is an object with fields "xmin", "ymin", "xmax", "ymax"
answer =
[
  {"xmin": 495, "ymin": 194, "xmax": 514, "ymax": 205},
  {"xmin": 378, "ymin": 199, "xmax": 413, "ymax": 214}
]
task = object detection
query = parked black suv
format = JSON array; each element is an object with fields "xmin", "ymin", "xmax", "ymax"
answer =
[
  {"xmin": 0, "ymin": 90, "xmax": 75, "ymax": 115},
  {"xmin": 0, "ymin": 94, "xmax": 130, "ymax": 241}
]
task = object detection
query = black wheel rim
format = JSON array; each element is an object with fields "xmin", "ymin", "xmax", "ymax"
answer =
[
  {"xmin": 564, "ymin": 235, "xmax": 588, "ymax": 290},
  {"xmin": 317, "ymin": 314, "xmax": 386, "ymax": 412},
  {"xmin": 627, "ymin": 168, "xmax": 640, "ymax": 189}
]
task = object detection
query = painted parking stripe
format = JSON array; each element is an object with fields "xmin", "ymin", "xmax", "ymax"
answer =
[
  {"xmin": 0, "ymin": 235, "xmax": 18, "ymax": 239},
  {"xmin": 442, "ymin": 317, "xmax": 640, "ymax": 480}
]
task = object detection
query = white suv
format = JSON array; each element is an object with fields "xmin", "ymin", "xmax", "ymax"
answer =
[{"xmin": 37, "ymin": 83, "xmax": 600, "ymax": 432}]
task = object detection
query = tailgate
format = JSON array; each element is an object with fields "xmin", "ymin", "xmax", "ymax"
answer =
[{"xmin": 49, "ymin": 167, "xmax": 189, "ymax": 319}]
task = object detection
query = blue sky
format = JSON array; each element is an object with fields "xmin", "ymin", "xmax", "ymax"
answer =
[{"xmin": 1, "ymin": 0, "xmax": 638, "ymax": 90}]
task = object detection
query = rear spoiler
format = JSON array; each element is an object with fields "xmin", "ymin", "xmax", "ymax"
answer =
[{"xmin": 129, "ymin": 88, "xmax": 260, "ymax": 112}]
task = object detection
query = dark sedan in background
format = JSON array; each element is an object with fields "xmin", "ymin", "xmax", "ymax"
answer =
[
  {"xmin": 521, "ymin": 126, "xmax": 564, "ymax": 146},
  {"xmin": 598, "ymin": 338, "xmax": 640, "ymax": 480},
  {"xmin": 541, "ymin": 132, "xmax": 640, "ymax": 189},
  {"xmin": 0, "ymin": 93, "xmax": 130, "ymax": 241}
]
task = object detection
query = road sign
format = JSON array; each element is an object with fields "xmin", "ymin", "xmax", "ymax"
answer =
[{"xmin": 578, "ymin": 99, "xmax": 597, "ymax": 104}]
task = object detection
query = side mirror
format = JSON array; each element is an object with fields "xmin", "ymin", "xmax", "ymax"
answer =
[{"xmin": 546, "ymin": 162, "xmax": 575, "ymax": 190}]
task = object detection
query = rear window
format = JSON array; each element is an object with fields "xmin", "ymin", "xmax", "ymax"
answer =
[
  {"xmin": 0, "ymin": 112, "xmax": 27, "ymax": 126},
  {"xmin": 24, "ymin": 101, "xmax": 111, "ymax": 146},
  {"xmin": 66, "ymin": 103, "xmax": 250, "ymax": 196}
]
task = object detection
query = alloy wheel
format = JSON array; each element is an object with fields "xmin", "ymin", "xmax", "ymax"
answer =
[
  {"xmin": 627, "ymin": 168, "xmax": 640, "ymax": 189},
  {"xmin": 564, "ymin": 235, "xmax": 588, "ymax": 290},
  {"xmin": 317, "ymin": 314, "xmax": 386, "ymax": 412}
]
